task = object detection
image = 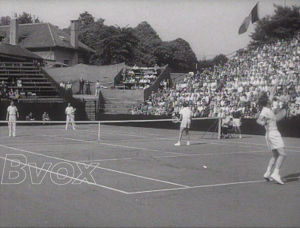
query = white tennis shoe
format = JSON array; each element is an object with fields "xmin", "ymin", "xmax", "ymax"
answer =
[
  {"xmin": 263, "ymin": 172, "xmax": 273, "ymax": 182},
  {"xmin": 270, "ymin": 173, "xmax": 284, "ymax": 185},
  {"xmin": 174, "ymin": 142, "xmax": 180, "ymax": 146}
]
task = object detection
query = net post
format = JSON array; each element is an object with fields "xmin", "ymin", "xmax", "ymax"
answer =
[
  {"xmin": 98, "ymin": 122, "xmax": 101, "ymax": 143},
  {"xmin": 218, "ymin": 117, "xmax": 222, "ymax": 139}
]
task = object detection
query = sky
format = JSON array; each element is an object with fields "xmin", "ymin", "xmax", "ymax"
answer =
[{"xmin": 0, "ymin": 0, "xmax": 299, "ymax": 59}]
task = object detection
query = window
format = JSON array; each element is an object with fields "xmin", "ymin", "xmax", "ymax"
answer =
[{"xmin": 63, "ymin": 60, "xmax": 69, "ymax": 66}]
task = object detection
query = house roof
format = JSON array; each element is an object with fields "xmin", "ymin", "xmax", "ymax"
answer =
[
  {"xmin": 0, "ymin": 42, "xmax": 43, "ymax": 60},
  {"xmin": 0, "ymin": 23, "xmax": 94, "ymax": 53}
]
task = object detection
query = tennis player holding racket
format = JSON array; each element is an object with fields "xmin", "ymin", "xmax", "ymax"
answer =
[
  {"xmin": 256, "ymin": 75, "xmax": 287, "ymax": 185},
  {"xmin": 174, "ymin": 102, "xmax": 193, "ymax": 146},
  {"xmin": 65, "ymin": 103, "xmax": 76, "ymax": 130}
]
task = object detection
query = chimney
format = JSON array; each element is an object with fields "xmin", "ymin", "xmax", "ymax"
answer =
[
  {"xmin": 10, "ymin": 18, "xmax": 18, "ymax": 45},
  {"xmin": 70, "ymin": 20, "xmax": 78, "ymax": 49}
]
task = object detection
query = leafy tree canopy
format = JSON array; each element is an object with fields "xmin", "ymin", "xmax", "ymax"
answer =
[
  {"xmin": 17, "ymin": 12, "xmax": 40, "ymax": 24},
  {"xmin": 197, "ymin": 54, "xmax": 228, "ymax": 72},
  {"xmin": 250, "ymin": 4, "xmax": 300, "ymax": 46},
  {"xmin": 1, "ymin": 11, "xmax": 211, "ymax": 72},
  {"xmin": 0, "ymin": 16, "xmax": 10, "ymax": 26}
]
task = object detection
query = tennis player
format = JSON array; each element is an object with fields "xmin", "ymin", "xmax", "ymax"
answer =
[
  {"xmin": 65, "ymin": 103, "xmax": 76, "ymax": 130},
  {"xmin": 6, "ymin": 101, "xmax": 19, "ymax": 137},
  {"xmin": 175, "ymin": 102, "xmax": 193, "ymax": 146},
  {"xmin": 231, "ymin": 105, "xmax": 242, "ymax": 138},
  {"xmin": 256, "ymin": 92, "xmax": 286, "ymax": 185}
]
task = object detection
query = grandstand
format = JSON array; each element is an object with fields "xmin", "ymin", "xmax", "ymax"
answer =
[
  {"xmin": 0, "ymin": 61, "xmax": 62, "ymax": 102},
  {"xmin": 134, "ymin": 36, "xmax": 300, "ymax": 120}
]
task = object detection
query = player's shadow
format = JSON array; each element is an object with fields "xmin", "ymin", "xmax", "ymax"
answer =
[
  {"xmin": 283, "ymin": 172, "xmax": 300, "ymax": 182},
  {"xmin": 192, "ymin": 142, "xmax": 207, "ymax": 145}
]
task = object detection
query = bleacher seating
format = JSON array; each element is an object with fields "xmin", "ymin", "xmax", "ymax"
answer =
[
  {"xmin": 132, "ymin": 37, "xmax": 300, "ymax": 118},
  {"xmin": 0, "ymin": 61, "xmax": 63, "ymax": 102},
  {"xmin": 119, "ymin": 65, "xmax": 161, "ymax": 90},
  {"xmin": 103, "ymin": 98, "xmax": 141, "ymax": 114}
]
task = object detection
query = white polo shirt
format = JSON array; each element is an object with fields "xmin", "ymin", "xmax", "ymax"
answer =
[{"xmin": 7, "ymin": 105, "xmax": 18, "ymax": 115}]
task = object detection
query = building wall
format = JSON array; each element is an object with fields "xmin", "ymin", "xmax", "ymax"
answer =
[
  {"xmin": 54, "ymin": 48, "xmax": 77, "ymax": 66},
  {"xmin": 30, "ymin": 47, "xmax": 86, "ymax": 66}
]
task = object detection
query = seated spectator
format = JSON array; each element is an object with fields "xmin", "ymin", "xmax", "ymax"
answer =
[
  {"xmin": 8, "ymin": 89, "xmax": 15, "ymax": 100},
  {"xmin": 42, "ymin": 112, "xmax": 51, "ymax": 125},
  {"xmin": 221, "ymin": 113, "xmax": 234, "ymax": 139},
  {"xmin": 17, "ymin": 79, "xmax": 22, "ymax": 87},
  {"xmin": 26, "ymin": 112, "xmax": 35, "ymax": 121},
  {"xmin": 14, "ymin": 89, "xmax": 20, "ymax": 102},
  {"xmin": 60, "ymin": 81, "xmax": 66, "ymax": 89}
]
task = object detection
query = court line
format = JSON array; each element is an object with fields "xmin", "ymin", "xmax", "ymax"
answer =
[
  {"xmin": 44, "ymin": 134, "xmax": 189, "ymax": 156},
  {"xmin": 126, "ymin": 179, "xmax": 267, "ymax": 194},
  {"xmin": 47, "ymin": 133, "xmax": 300, "ymax": 156},
  {"xmin": 127, "ymin": 176, "xmax": 300, "ymax": 194},
  {"xmin": 0, "ymin": 155, "xmax": 129, "ymax": 194},
  {"xmin": 1, "ymin": 134, "xmax": 298, "ymax": 195},
  {"xmin": 78, "ymin": 149, "xmax": 269, "ymax": 163},
  {"xmin": 58, "ymin": 126, "xmax": 300, "ymax": 150},
  {"xmin": 0, "ymin": 143, "xmax": 190, "ymax": 188}
]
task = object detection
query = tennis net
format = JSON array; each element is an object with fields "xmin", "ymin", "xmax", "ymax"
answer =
[{"xmin": 0, "ymin": 117, "xmax": 222, "ymax": 142}]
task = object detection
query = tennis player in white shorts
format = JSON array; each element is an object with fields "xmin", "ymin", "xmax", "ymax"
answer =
[
  {"xmin": 231, "ymin": 105, "xmax": 242, "ymax": 138},
  {"xmin": 257, "ymin": 93, "xmax": 286, "ymax": 185},
  {"xmin": 6, "ymin": 101, "xmax": 19, "ymax": 137},
  {"xmin": 65, "ymin": 103, "xmax": 76, "ymax": 130},
  {"xmin": 175, "ymin": 102, "xmax": 193, "ymax": 146}
]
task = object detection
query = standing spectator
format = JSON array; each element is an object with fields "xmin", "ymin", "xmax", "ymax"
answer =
[
  {"xmin": 85, "ymin": 80, "xmax": 91, "ymax": 95},
  {"xmin": 95, "ymin": 80, "xmax": 101, "ymax": 96},
  {"xmin": 66, "ymin": 80, "xmax": 73, "ymax": 95},
  {"xmin": 79, "ymin": 77, "xmax": 85, "ymax": 94},
  {"xmin": 6, "ymin": 101, "xmax": 19, "ymax": 137}
]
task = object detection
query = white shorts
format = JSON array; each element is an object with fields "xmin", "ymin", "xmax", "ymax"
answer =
[
  {"xmin": 265, "ymin": 130, "xmax": 284, "ymax": 150},
  {"xmin": 232, "ymin": 118, "xmax": 241, "ymax": 127},
  {"xmin": 180, "ymin": 118, "xmax": 191, "ymax": 129}
]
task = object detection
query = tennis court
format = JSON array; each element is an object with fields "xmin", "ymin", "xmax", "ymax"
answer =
[{"xmin": 0, "ymin": 120, "xmax": 299, "ymax": 227}]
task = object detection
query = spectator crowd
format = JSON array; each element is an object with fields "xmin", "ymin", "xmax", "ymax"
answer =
[
  {"xmin": 121, "ymin": 65, "xmax": 160, "ymax": 90},
  {"xmin": 132, "ymin": 36, "xmax": 300, "ymax": 120}
]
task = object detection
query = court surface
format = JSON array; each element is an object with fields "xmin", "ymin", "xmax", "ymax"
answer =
[{"xmin": 0, "ymin": 122, "xmax": 299, "ymax": 227}]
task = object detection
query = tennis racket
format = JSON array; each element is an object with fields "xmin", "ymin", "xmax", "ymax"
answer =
[{"xmin": 172, "ymin": 116, "xmax": 181, "ymax": 123}]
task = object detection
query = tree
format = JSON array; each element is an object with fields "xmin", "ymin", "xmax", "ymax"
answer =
[
  {"xmin": 198, "ymin": 60, "xmax": 213, "ymax": 71},
  {"xmin": 0, "ymin": 16, "xmax": 10, "ymax": 26},
  {"xmin": 197, "ymin": 54, "xmax": 228, "ymax": 72},
  {"xmin": 17, "ymin": 12, "xmax": 40, "ymax": 24},
  {"xmin": 132, "ymin": 21, "xmax": 162, "ymax": 66},
  {"xmin": 89, "ymin": 25, "xmax": 138, "ymax": 65},
  {"xmin": 212, "ymin": 54, "xmax": 228, "ymax": 66},
  {"xmin": 250, "ymin": 5, "xmax": 300, "ymax": 46},
  {"xmin": 154, "ymin": 38, "xmax": 198, "ymax": 72}
]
